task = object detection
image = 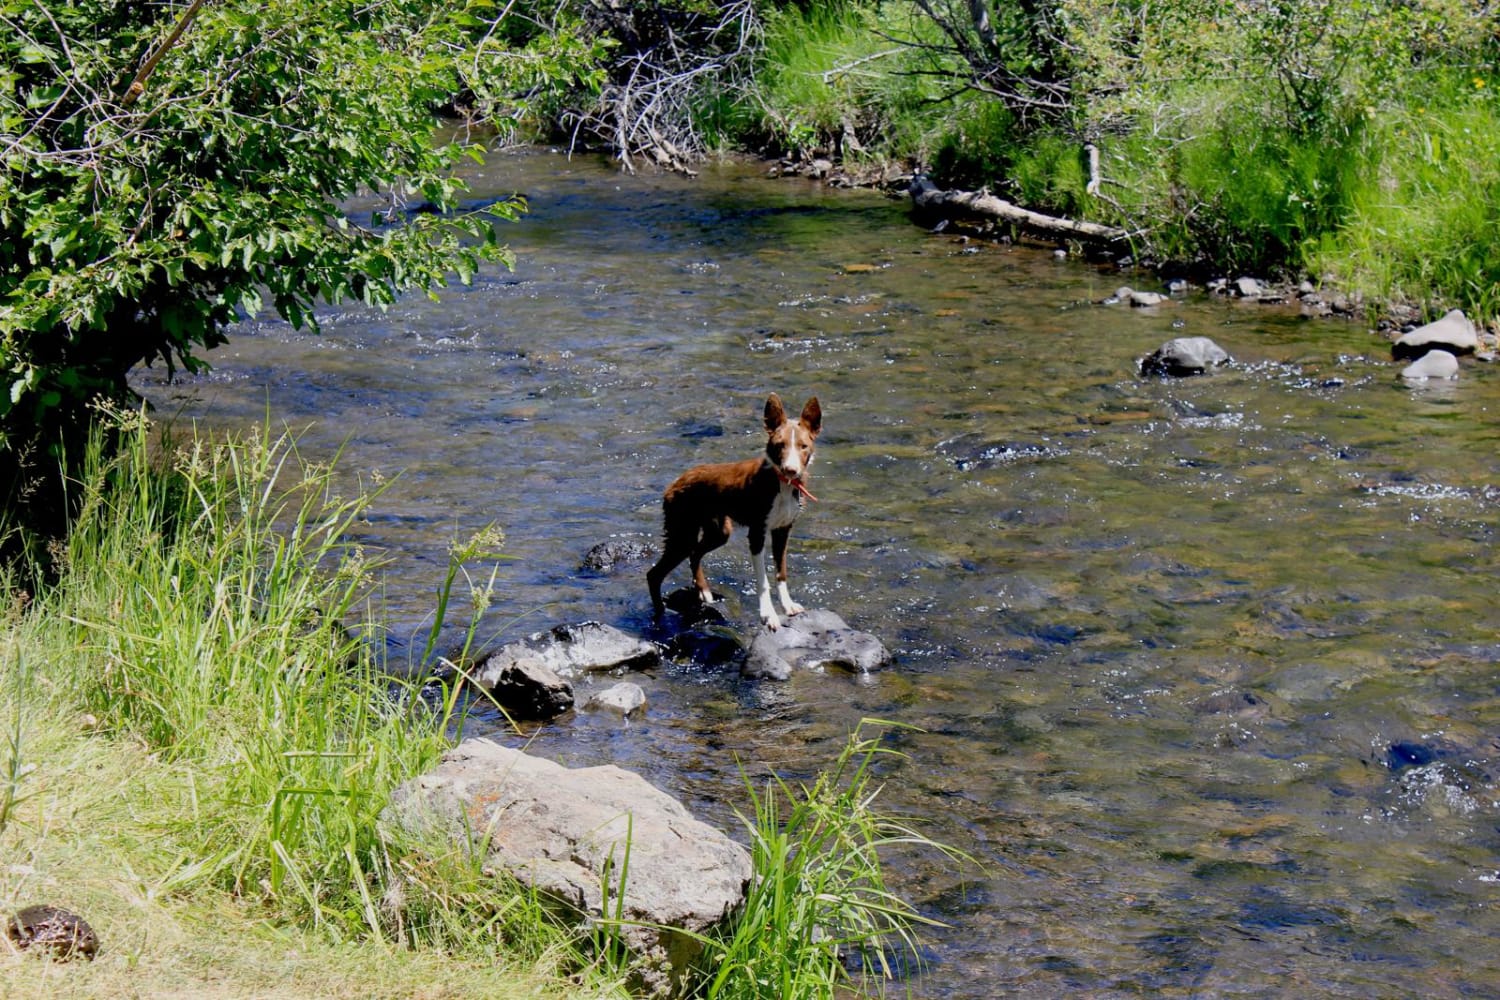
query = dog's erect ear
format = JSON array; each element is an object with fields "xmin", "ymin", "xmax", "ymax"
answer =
[
  {"xmin": 764, "ymin": 393, "xmax": 787, "ymax": 432},
  {"xmin": 800, "ymin": 397, "xmax": 822, "ymax": 436}
]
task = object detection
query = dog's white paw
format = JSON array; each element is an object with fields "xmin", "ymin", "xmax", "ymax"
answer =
[
  {"xmin": 782, "ymin": 600, "xmax": 804, "ymax": 617},
  {"xmin": 762, "ymin": 613, "xmax": 782, "ymax": 631}
]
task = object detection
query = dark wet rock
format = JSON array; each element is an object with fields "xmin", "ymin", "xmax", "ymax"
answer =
[
  {"xmin": 470, "ymin": 654, "xmax": 573, "ymax": 720},
  {"xmin": 581, "ymin": 538, "xmax": 655, "ymax": 573},
  {"xmin": 675, "ymin": 419, "xmax": 724, "ymax": 439},
  {"xmin": 741, "ymin": 608, "xmax": 891, "ymax": 681},
  {"xmin": 662, "ymin": 586, "xmax": 731, "ymax": 623},
  {"xmin": 1140, "ymin": 337, "xmax": 1230, "ymax": 377},
  {"xmin": 5, "ymin": 905, "xmax": 98, "ymax": 961},
  {"xmin": 666, "ymin": 622, "xmax": 746, "ymax": 667},
  {"xmin": 581, "ymin": 681, "xmax": 647, "ymax": 716},
  {"xmin": 1194, "ymin": 690, "xmax": 1270, "ymax": 719},
  {"xmin": 475, "ymin": 622, "xmax": 661, "ymax": 685},
  {"xmin": 1392, "ymin": 309, "xmax": 1478, "ymax": 360},
  {"xmin": 1400, "ymin": 351, "xmax": 1459, "ymax": 380},
  {"xmin": 384, "ymin": 738, "xmax": 751, "ymax": 996}
]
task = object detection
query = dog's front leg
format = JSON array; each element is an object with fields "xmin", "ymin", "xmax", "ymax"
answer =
[
  {"xmin": 771, "ymin": 526, "xmax": 804, "ymax": 618},
  {"xmin": 750, "ymin": 535, "xmax": 781, "ymax": 630}
]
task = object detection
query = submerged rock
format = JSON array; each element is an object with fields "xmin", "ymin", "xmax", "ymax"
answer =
[
  {"xmin": 741, "ymin": 608, "xmax": 891, "ymax": 680},
  {"xmin": 581, "ymin": 538, "xmax": 655, "ymax": 574},
  {"xmin": 1140, "ymin": 337, "xmax": 1231, "ymax": 377},
  {"xmin": 384, "ymin": 738, "xmax": 751, "ymax": 996},
  {"xmin": 1108, "ymin": 285, "xmax": 1165, "ymax": 307},
  {"xmin": 1392, "ymin": 309, "xmax": 1478, "ymax": 361}
]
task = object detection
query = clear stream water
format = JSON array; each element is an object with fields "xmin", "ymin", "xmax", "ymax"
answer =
[{"xmin": 139, "ymin": 149, "xmax": 1500, "ymax": 997}]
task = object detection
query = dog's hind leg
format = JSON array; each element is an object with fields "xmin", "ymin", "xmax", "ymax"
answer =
[
  {"xmin": 689, "ymin": 516, "xmax": 732, "ymax": 605},
  {"xmin": 648, "ymin": 533, "xmax": 693, "ymax": 613}
]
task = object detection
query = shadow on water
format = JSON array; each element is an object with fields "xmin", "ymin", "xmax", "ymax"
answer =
[{"xmin": 139, "ymin": 147, "xmax": 1500, "ymax": 998}]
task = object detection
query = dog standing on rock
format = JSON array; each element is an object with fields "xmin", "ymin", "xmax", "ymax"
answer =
[{"xmin": 648, "ymin": 393, "xmax": 822, "ymax": 630}]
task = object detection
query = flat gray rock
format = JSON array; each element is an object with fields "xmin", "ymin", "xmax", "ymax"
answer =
[
  {"xmin": 383, "ymin": 738, "xmax": 751, "ymax": 996},
  {"xmin": 741, "ymin": 608, "xmax": 891, "ymax": 680}
]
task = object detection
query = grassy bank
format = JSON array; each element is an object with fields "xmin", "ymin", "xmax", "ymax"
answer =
[
  {"xmin": 1, "ymin": 417, "xmax": 942, "ymax": 997},
  {"xmin": 732, "ymin": 0, "xmax": 1500, "ymax": 324}
]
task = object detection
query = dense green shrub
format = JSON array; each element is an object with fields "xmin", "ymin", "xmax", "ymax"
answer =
[{"xmin": 0, "ymin": 0, "xmax": 519, "ymax": 547}]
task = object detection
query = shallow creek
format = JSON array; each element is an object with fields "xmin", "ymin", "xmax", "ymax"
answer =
[{"xmin": 140, "ymin": 149, "xmax": 1500, "ymax": 997}]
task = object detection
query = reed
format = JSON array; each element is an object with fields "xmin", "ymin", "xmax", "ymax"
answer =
[{"xmin": 694, "ymin": 719, "xmax": 967, "ymax": 1000}]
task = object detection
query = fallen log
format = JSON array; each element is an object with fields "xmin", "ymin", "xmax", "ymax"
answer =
[{"xmin": 908, "ymin": 174, "xmax": 1127, "ymax": 246}]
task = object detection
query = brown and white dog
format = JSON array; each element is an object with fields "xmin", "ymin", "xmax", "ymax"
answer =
[{"xmin": 648, "ymin": 393, "xmax": 822, "ymax": 630}]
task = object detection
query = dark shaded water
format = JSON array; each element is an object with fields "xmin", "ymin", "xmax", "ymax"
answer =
[{"xmin": 140, "ymin": 149, "xmax": 1500, "ymax": 997}]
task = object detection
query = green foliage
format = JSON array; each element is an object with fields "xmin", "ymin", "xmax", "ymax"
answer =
[
  {"xmin": 0, "ymin": 0, "xmax": 520, "ymax": 536},
  {"xmin": 693, "ymin": 720, "xmax": 966, "ymax": 1000},
  {"xmin": 1130, "ymin": 111, "xmax": 1366, "ymax": 275},
  {"xmin": 1008, "ymin": 133, "xmax": 1089, "ymax": 217},
  {"xmin": 929, "ymin": 98, "xmax": 1018, "ymax": 190},
  {"xmin": 751, "ymin": 2, "xmax": 944, "ymax": 160},
  {"xmin": 1310, "ymin": 70, "xmax": 1500, "ymax": 315}
]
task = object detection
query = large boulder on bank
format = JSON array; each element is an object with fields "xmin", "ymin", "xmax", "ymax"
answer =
[
  {"xmin": 1392, "ymin": 309, "xmax": 1478, "ymax": 360},
  {"xmin": 741, "ymin": 608, "xmax": 891, "ymax": 680},
  {"xmin": 383, "ymin": 739, "xmax": 751, "ymax": 996},
  {"xmin": 1140, "ymin": 337, "xmax": 1230, "ymax": 377},
  {"xmin": 477, "ymin": 622, "xmax": 661, "ymax": 685}
]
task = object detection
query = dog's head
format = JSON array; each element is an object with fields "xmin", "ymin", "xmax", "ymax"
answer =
[{"xmin": 763, "ymin": 393, "xmax": 822, "ymax": 483}]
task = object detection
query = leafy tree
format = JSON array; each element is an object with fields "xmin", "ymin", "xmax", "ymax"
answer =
[{"xmin": 0, "ymin": 0, "xmax": 523, "ymax": 546}]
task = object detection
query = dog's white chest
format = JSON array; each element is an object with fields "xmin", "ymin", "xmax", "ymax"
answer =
[{"xmin": 767, "ymin": 486, "xmax": 802, "ymax": 530}]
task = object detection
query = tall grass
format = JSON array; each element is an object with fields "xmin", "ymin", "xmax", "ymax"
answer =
[
  {"xmin": 1310, "ymin": 72, "xmax": 1500, "ymax": 316},
  {"xmin": 3, "ymin": 417, "xmax": 952, "ymax": 997},
  {"xmin": 750, "ymin": 2, "xmax": 943, "ymax": 162},
  {"xmin": 0, "ymin": 415, "xmax": 608, "ymax": 990},
  {"xmin": 693, "ymin": 720, "xmax": 967, "ymax": 1000}
]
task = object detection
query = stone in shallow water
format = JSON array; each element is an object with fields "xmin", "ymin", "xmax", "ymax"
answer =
[
  {"xmin": 1400, "ymin": 350, "xmax": 1459, "ymax": 380},
  {"xmin": 1392, "ymin": 309, "xmax": 1478, "ymax": 361},
  {"xmin": 476, "ymin": 621, "xmax": 661, "ymax": 684},
  {"xmin": 1140, "ymin": 337, "xmax": 1230, "ymax": 377},
  {"xmin": 580, "ymin": 538, "xmax": 655, "ymax": 573},
  {"xmin": 581, "ymin": 680, "xmax": 647, "ymax": 716},
  {"xmin": 741, "ymin": 608, "xmax": 891, "ymax": 681},
  {"xmin": 470, "ymin": 654, "xmax": 573, "ymax": 720}
]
